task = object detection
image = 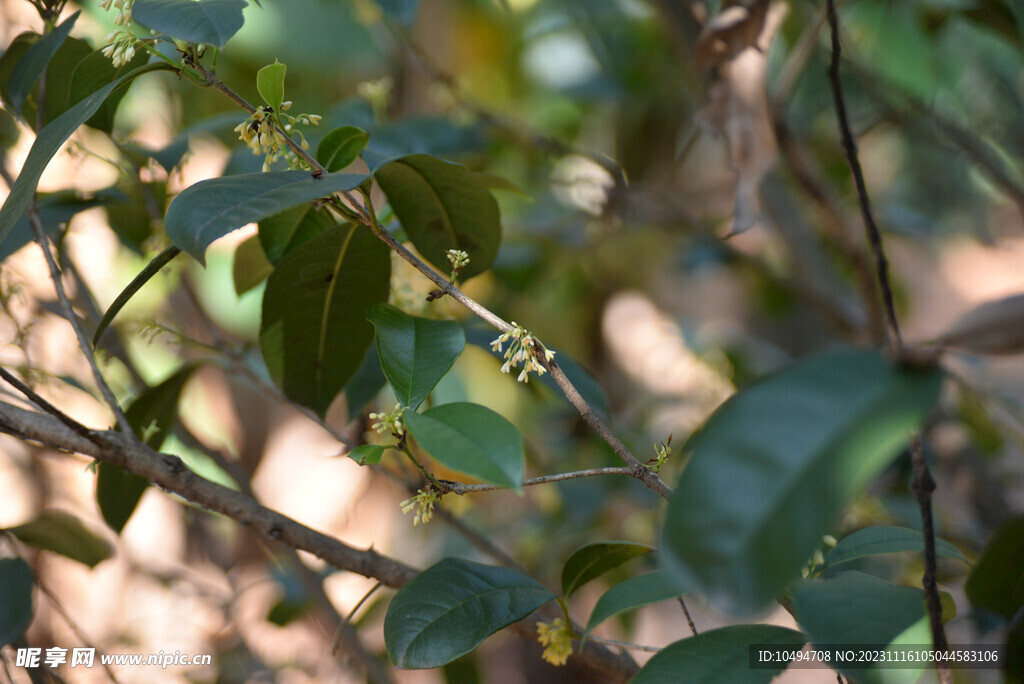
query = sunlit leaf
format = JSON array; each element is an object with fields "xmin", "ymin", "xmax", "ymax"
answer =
[
  {"xmin": 133, "ymin": 0, "xmax": 248, "ymax": 48},
  {"xmin": 661, "ymin": 348, "xmax": 943, "ymax": 614},
  {"xmin": 384, "ymin": 558, "xmax": 555, "ymax": 669},
  {"xmin": 403, "ymin": 403, "xmax": 524, "ymax": 491},
  {"xmin": 260, "ymin": 222, "xmax": 390, "ymax": 417},
  {"xmin": 256, "ymin": 60, "xmax": 286, "ymax": 112}
]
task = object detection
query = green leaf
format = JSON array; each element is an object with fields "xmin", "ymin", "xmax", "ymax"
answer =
[
  {"xmin": 966, "ymin": 515, "xmax": 1024, "ymax": 621},
  {"xmin": 133, "ymin": 0, "xmax": 248, "ymax": 48},
  {"xmin": 822, "ymin": 525, "xmax": 969, "ymax": 572},
  {"xmin": 384, "ymin": 558, "xmax": 555, "ymax": 669},
  {"xmin": 164, "ymin": 171, "xmax": 368, "ymax": 264},
  {"xmin": 260, "ymin": 223, "xmax": 390, "ymax": 417},
  {"xmin": 661, "ymin": 348, "xmax": 943, "ymax": 614},
  {"xmin": 8, "ymin": 510, "xmax": 113, "ymax": 568},
  {"xmin": 367, "ymin": 303, "xmax": 465, "ymax": 410},
  {"xmin": 317, "ymin": 125, "xmax": 369, "ymax": 172},
  {"xmin": 375, "ymin": 154, "xmax": 501, "ymax": 281},
  {"xmin": 0, "ymin": 62, "xmax": 170, "ymax": 254},
  {"xmin": 583, "ymin": 570, "xmax": 681, "ymax": 638},
  {"xmin": 561, "ymin": 542, "xmax": 654, "ymax": 599},
  {"xmin": 403, "ymin": 403, "xmax": 524, "ymax": 491},
  {"xmin": 67, "ymin": 47, "xmax": 149, "ymax": 134},
  {"xmin": 631, "ymin": 625, "xmax": 806, "ymax": 684},
  {"xmin": 233, "ymin": 234, "xmax": 273, "ymax": 295},
  {"xmin": 347, "ymin": 444, "xmax": 392, "ymax": 465},
  {"xmin": 258, "ymin": 203, "xmax": 338, "ymax": 265},
  {"xmin": 97, "ymin": 365, "xmax": 199, "ymax": 533},
  {"xmin": 0, "ymin": 557, "xmax": 33, "ymax": 647},
  {"xmin": 344, "ymin": 342, "xmax": 387, "ymax": 421},
  {"xmin": 372, "ymin": 0, "xmax": 421, "ymax": 26},
  {"xmin": 256, "ymin": 60, "xmax": 286, "ymax": 112},
  {"xmin": 93, "ymin": 246, "xmax": 181, "ymax": 346},
  {"xmin": 791, "ymin": 571, "xmax": 927, "ymax": 683},
  {"xmin": 6, "ymin": 11, "xmax": 80, "ymax": 116}
]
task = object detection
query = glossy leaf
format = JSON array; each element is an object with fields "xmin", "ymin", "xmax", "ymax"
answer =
[
  {"xmin": 583, "ymin": 570, "xmax": 681, "ymax": 637},
  {"xmin": 822, "ymin": 525, "xmax": 968, "ymax": 572},
  {"xmin": 375, "ymin": 154, "xmax": 500, "ymax": 280},
  {"xmin": 367, "ymin": 303, "xmax": 465, "ymax": 409},
  {"xmin": 0, "ymin": 62, "xmax": 169, "ymax": 253},
  {"xmin": 93, "ymin": 246, "xmax": 181, "ymax": 346},
  {"xmin": 256, "ymin": 60, "xmax": 286, "ymax": 112},
  {"xmin": 257, "ymin": 203, "xmax": 337, "ymax": 265},
  {"xmin": 9, "ymin": 510, "xmax": 113, "ymax": 568},
  {"xmin": 233, "ymin": 234, "xmax": 273, "ymax": 295},
  {"xmin": 0, "ymin": 558, "xmax": 33, "ymax": 647},
  {"xmin": 6, "ymin": 11, "xmax": 80, "ymax": 115},
  {"xmin": 133, "ymin": 0, "xmax": 248, "ymax": 48},
  {"xmin": 98, "ymin": 365, "xmax": 198, "ymax": 533},
  {"xmin": 164, "ymin": 170, "xmax": 368, "ymax": 264},
  {"xmin": 344, "ymin": 342, "xmax": 387, "ymax": 421},
  {"xmin": 561, "ymin": 542, "xmax": 654, "ymax": 599},
  {"xmin": 347, "ymin": 444, "xmax": 391, "ymax": 465},
  {"xmin": 317, "ymin": 125, "xmax": 369, "ymax": 172},
  {"xmin": 661, "ymin": 348, "xmax": 944, "ymax": 614},
  {"xmin": 965, "ymin": 515, "xmax": 1024, "ymax": 621},
  {"xmin": 792, "ymin": 571, "xmax": 927, "ymax": 683},
  {"xmin": 403, "ymin": 403, "xmax": 524, "ymax": 491},
  {"xmin": 384, "ymin": 558, "xmax": 555, "ymax": 669},
  {"xmin": 260, "ymin": 223, "xmax": 390, "ymax": 417},
  {"xmin": 631, "ymin": 625, "xmax": 806, "ymax": 684}
]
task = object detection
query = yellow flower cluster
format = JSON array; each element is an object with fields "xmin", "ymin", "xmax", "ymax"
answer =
[
  {"xmin": 536, "ymin": 618, "xmax": 573, "ymax": 666},
  {"xmin": 100, "ymin": 0, "xmax": 137, "ymax": 68},
  {"xmin": 446, "ymin": 249, "xmax": 470, "ymax": 281},
  {"xmin": 399, "ymin": 489, "xmax": 438, "ymax": 526},
  {"xmin": 234, "ymin": 104, "xmax": 322, "ymax": 172},
  {"xmin": 368, "ymin": 403, "xmax": 405, "ymax": 439},
  {"xmin": 490, "ymin": 323, "xmax": 555, "ymax": 383}
]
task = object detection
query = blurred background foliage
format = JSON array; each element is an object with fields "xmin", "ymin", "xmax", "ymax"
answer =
[{"xmin": 2, "ymin": 0, "xmax": 1024, "ymax": 681}]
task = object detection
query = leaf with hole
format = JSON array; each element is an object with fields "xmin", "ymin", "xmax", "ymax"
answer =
[
  {"xmin": 133, "ymin": 0, "xmax": 248, "ymax": 47},
  {"xmin": 368, "ymin": 303, "xmax": 465, "ymax": 410},
  {"xmin": 583, "ymin": 570, "xmax": 681, "ymax": 638},
  {"xmin": 165, "ymin": 171, "xmax": 367, "ymax": 264},
  {"xmin": 561, "ymin": 542, "xmax": 654, "ymax": 599},
  {"xmin": 403, "ymin": 403, "xmax": 524, "ymax": 491},
  {"xmin": 631, "ymin": 625, "xmax": 806, "ymax": 684},
  {"xmin": 375, "ymin": 154, "xmax": 500, "ymax": 280},
  {"xmin": 260, "ymin": 223, "xmax": 390, "ymax": 417},
  {"xmin": 384, "ymin": 558, "xmax": 555, "ymax": 669},
  {"xmin": 0, "ymin": 558, "xmax": 33, "ymax": 647},
  {"xmin": 661, "ymin": 347, "xmax": 943, "ymax": 614},
  {"xmin": 822, "ymin": 525, "xmax": 968, "ymax": 572},
  {"xmin": 317, "ymin": 125, "xmax": 369, "ymax": 172},
  {"xmin": 9, "ymin": 510, "xmax": 113, "ymax": 568}
]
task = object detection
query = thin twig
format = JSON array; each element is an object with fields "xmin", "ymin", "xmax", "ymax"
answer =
[
  {"xmin": 677, "ymin": 597, "xmax": 698, "ymax": 636},
  {"xmin": 441, "ymin": 466, "xmax": 637, "ymax": 494},
  {"xmin": 331, "ymin": 581, "xmax": 382, "ymax": 656},
  {"xmin": 584, "ymin": 636, "xmax": 660, "ymax": 653},
  {"xmin": 0, "ymin": 366, "xmax": 95, "ymax": 442}
]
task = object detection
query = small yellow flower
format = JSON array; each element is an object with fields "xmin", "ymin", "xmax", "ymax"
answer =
[
  {"xmin": 536, "ymin": 618, "xmax": 573, "ymax": 666},
  {"xmin": 489, "ymin": 323, "xmax": 555, "ymax": 384},
  {"xmin": 400, "ymin": 489, "xmax": 438, "ymax": 526}
]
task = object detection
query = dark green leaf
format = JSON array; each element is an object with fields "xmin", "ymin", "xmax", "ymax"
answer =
[
  {"xmin": 631, "ymin": 625, "xmax": 806, "ymax": 684},
  {"xmin": 384, "ymin": 558, "xmax": 555, "ymax": 669},
  {"xmin": 9, "ymin": 510, "xmax": 113, "ymax": 568},
  {"xmin": 0, "ymin": 558, "xmax": 33, "ymax": 647},
  {"xmin": 36, "ymin": 37, "xmax": 93, "ymax": 129},
  {"xmin": 267, "ymin": 596, "xmax": 312, "ymax": 626},
  {"xmin": 67, "ymin": 47, "xmax": 149, "ymax": 134},
  {"xmin": 257, "ymin": 203, "xmax": 337, "ymax": 265},
  {"xmin": 317, "ymin": 125, "xmax": 369, "ymax": 172},
  {"xmin": 0, "ymin": 107, "xmax": 19, "ymax": 148},
  {"xmin": 822, "ymin": 525, "xmax": 968, "ymax": 572},
  {"xmin": 347, "ymin": 444, "xmax": 392, "ymax": 465},
  {"xmin": 966, "ymin": 515, "xmax": 1024, "ymax": 621},
  {"xmin": 164, "ymin": 171, "xmax": 368, "ymax": 264},
  {"xmin": 344, "ymin": 342, "xmax": 387, "ymax": 421},
  {"xmin": 792, "ymin": 571, "xmax": 927, "ymax": 683},
  {"xmin": 367, "ymin": 303, "xmax": 465, "ymax": 409},
  {"xmin": 96, "ymin": 463, "xmax": 151, "ymax": 536},
  {"xmin": 0, "ymin": 61, "xmax": 171, "ymax": 253},
  {"xmin": 661, "ymin": 348, "xmax": 944, "ymax": 614},
  {"xmin": 133, "ymin": 0, "xmax": 248, "ymax": 48},
  {"xmin": 372, "ymin": 0, "xmax": 421, "ymax": 26},
  {"xmin": 256, "ymin": 60, "xmax": 286, "ymax": 112},
  {"xmin": 6, "ymin": 11, "xmax": 80, "ymax": 115},
  {"xmin": 260, "ymin": 223, "xmax": 390, "ymax": 417},
  {"xmin": 93, "ymin": 246, "xmax": 181, "ymax": 346},
  {"xmin": 561, "ymin": 542, "xmax": 654, "ymax": 599},
  {"xmin": 103, "ymin": 181, "xmax": 166, "ymax": 252},
  {"xmin": 583, "ymin": 570, "xmax": 681, "ymax": 637},
  {"xmin": 233, "ymin": 234, "xmax": 273, "ymax": 295},
  {"xmin": 403, "ymin": 403, "xmax": 524, "ymax": 491},
  {"xmin": 375, "ymin": 154, "xmax": 500, "ymax": 280}
]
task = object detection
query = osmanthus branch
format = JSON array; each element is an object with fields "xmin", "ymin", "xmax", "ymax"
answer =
[
  {"xmin": 0, "ymin": 400, "xmax": 641, "ymax": 682},
  {"xmin": 825, "ymin": 3, "xmax": 950, "ymax": 680},
  {"xmin": 439, "ymin": 466, "xmax": 640, "ymax": 495}
]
